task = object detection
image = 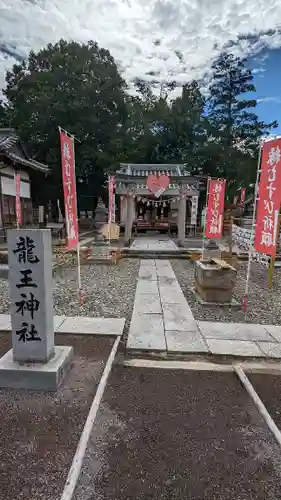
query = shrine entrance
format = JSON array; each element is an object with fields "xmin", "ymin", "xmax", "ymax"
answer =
[{"xmin": 113, "ymin": 163, "xmax": 205, "ymax": 245}]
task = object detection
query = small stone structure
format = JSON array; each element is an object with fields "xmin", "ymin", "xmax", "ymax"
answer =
[
  {"xmin": 195, "ymin": 258, "xmax": 237, "ymax": 305},
  {"xmin": 94, "ymin": 198, "xmax": 108, "ymax": 241},
  {"xmin": 202, "ymin": 239, "xmax": 221, "ymax": 260},
  {"xmin": 0, "ymin": 229, "xmax": 73, "ymax": 390},
  {"xmin": 102, "ymin": 222, "xmax": 120, "ymax": 242}
]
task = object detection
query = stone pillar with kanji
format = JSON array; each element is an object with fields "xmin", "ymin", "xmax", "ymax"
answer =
[
  {"xmin": 0, "ymin": 229, "xmax": 73, "ymax": 391},
  {"xmin": 8, "ymin": 229, "xmax": 54, "ymax": 362}
]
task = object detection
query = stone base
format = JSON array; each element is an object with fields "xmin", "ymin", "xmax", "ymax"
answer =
[
  {"xmin": 195, "ymin": 282, "xmax": 233, "ymax": 303},
  {"xmin": 0, "ymin": 264, "xmax": 8, "ymax": 279},
  {"xmin": 0, "ymin": 346, "xmax": 73, "ymax": 391},
  {"xmin": 193, "ymin": 289, "xmax": 240, "ymax": 308}
]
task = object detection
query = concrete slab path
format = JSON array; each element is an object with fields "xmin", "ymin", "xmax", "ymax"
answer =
[
  {"xmin": 127, "ymin": 259, "xmax": 207, "ymax": 352},
  {"xmin": 127, "ymin": 259, "xmax": 281, "ymax": 359},
  {"xmin": 0, "ymin": 314, "xmax": 125, "ymax": 337}
]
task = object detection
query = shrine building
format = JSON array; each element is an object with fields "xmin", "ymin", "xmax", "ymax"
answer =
[
  {"xmin": 0, "ymin": 128, "xmax": 48, "ymax": 234},
  {"xmin": 114, "ymin": 163, "xmax": 206, "ymax": 245}
]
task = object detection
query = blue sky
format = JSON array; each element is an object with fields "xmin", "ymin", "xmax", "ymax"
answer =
[{"xmin": 249, "ymin": 49, "xmax": 281, "ymax": 133}]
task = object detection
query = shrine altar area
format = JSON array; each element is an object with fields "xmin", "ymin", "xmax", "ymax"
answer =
[{"xmin": 113, "ymin": 163, "xmax": 206, "ymax": 245}]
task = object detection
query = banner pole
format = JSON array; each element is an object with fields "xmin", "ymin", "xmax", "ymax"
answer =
[
  {"xmin": 108, "ymin": 175, "xmax": 111, "ymax": 250},
  {"xmin": 59, "ymin": 126, "xmax": 83, "ymax": 305},
  {"xmin": 201, "ymin": 177, "xmax": 210, "ymax": 260},
  {"xmin": 243, "ymin": 145, "xmax": 262, "ymax": 314},
  {"xmin": 72, "ymin": 142, "xmax": 82, "ymax": 305}
]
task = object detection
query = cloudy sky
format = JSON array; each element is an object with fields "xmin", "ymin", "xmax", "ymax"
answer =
[{"xmin": 1, "ymin": 0, "xmax": 281, "ymax": 128}]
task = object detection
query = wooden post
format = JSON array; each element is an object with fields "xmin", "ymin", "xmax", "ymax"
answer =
[{"xmin": 125, "ymin": 195, "xmax": 134, "ymax": 245}]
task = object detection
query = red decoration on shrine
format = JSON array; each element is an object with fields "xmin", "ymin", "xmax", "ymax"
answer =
[
  {"xmin": 15, "ymin": 174, "xmax": 22, "ymax": 227},
  {"xmin": 146, "ymin": 174, "xmax": 170, "ymax": 198}
]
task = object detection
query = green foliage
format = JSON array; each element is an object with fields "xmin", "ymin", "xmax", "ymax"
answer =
[
  {"xmin": 3, "ymin": 39, "xmax": 127, "ymax": 203},
  {"xmin": 1, "ymin": 42, "xmax": 278, "ymax": 206},
  {"xmin": 207, "ymin": 53, "xmax": 277, "ymax": 192}
]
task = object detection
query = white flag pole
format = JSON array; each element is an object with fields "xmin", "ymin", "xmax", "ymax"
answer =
[
  {"xmin": 71, "ymin": 135, "xmax": 82, "ymax": 304},
  {"xmin": 243, "ymin": 144, "xmax": 262, "ymax": 314},
  {"xmin": 108, "ymin": 175, "xmax": 111, "ymax": 251},
  {"xmin": 201, "ymin": 177, "xmax": 210, "ymax": 260}
]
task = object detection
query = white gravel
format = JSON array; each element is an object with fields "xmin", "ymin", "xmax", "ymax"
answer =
[
  {"xmin": 0, "ymin": 260, "xmax": 140, "ymax": 332},
  {"xmin": 2, "ymin": 254, "xmax": 280, "ymax": 329},
  {"xmin": 172, "ymin": 259, "xmax": 281, "ymax": 325}
]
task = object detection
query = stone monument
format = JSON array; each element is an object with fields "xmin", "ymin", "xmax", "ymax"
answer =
[
  {"xmin": 94, "ymin": 198, "xmax": 108, "ymax": 241},
  {"xmin": 0, "ymin": 229, "xmax": 73, "ymax": 390},
  {"xmin": 194, "ymin": 258, "xmax": 237, "ymax": 306}
]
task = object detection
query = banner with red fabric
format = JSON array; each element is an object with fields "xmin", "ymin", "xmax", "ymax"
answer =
[
  {"xmin": 254, "ymin": 138, "xmax": 281, "ymax": 257},
  {"xmin": 15, "ymin": 174, "xmax": 22, "ymax": 227},
  {"xmin": 108, "ymin": 175, "xmax": 116, "ymax": 224},
  {"xmin": 59, "ymin": 130, "xmax": 79, "ymax": 250},
  {"xmin": 240, "ymin": 188, "xmax": 246, "ymax": 205},
  {"xmin": 205, "ymin": 178, "xmax": 226, "ymax": 239}
]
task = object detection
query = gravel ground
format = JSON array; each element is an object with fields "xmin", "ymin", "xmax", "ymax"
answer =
[
  {"xmin": 0, "ymin": 333, "xmax": 114, "ymax": 500},
  {"xmin": 250, "ymin": 374, "xmax": 281, "ymax": 431},
  {"xmin": 172, "ymin": 259, "xmax": 281, "ymax": 324},
  {"xmin": 0, "ymin": 260, "xmax": 140, "ymax": 332},
  {"xmin": 74, "ymin": 367, "xmax": 281, "ymax": 500}
]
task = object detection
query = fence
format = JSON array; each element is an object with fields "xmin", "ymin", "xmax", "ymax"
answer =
[{"xmin": 232, "ymin": 224, "xmax": 271, "ymax": 267}]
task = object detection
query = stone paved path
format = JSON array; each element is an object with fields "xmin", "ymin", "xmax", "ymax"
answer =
[
  {"xmin": 0, "ymin": 314, "xmax": 125, "ymax": 336},
  {"xmin": 127, "ymin": 259, "xmax": 206, "ymax": 352},
  {"xmin": 127, "ymin": 259, "xmax": 281, "ymax": 358},
  {"xmin": 130, "ymin": 237, "xmax": 178, "ymax": 251}
]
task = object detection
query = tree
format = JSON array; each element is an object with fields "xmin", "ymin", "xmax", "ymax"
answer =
[
  {"xmin": 159, "ymin": 81, "xmax": 206, "ymax": 170},
  {"xmin": 207, "ymin": 53, "xmax": 278, "ymax": 192},
  {"xmin": 0, "ymin": 100, "xmax": 8, "ymax": 127},
  {"xmin": 3, "ymin": 39, "xmax": 127, "ymax": 206}
]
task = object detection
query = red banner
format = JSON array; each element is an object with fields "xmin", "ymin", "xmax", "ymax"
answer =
[
  {"xmin": 240, "ymin": 188, "xmax": 246, "ymax": 205},
  {"xmin": 254, "ymin": 138, "xmax": 281, "ymax": 256},
  {"xmin": 59, "ymin": 130, "xmax": 79, "ymax": 250},
  {"xmin": 15, "ymin": 174, "xmax": 21, "ymax": 227},
  {"xmin": 108, "ymin": 175, "xmax": 116, "ymax": 224},
  {"xmin": 205, "ymin": 179, "xmax": 226, "ymax": 239}
]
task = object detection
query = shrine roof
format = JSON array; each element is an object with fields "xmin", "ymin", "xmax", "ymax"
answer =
[
  {"xmin": 0, "ymin": 128, "xmax": 49, "ymax": 173},
  {"xmin": 117, "ymin": 163, "xmax": 190, "ymax": 177}
]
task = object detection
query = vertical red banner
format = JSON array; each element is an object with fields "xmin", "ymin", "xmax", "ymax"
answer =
[
  {"xmin": 108, "ymin": 175, "xmax": 115, "ymax": 224},
  {"xmin": 205, "ymin": 179, "xmax": 226, "ymax": 239},
  {"xmin": 240, "ymin": 188, "xmax": 246, "ymax": 205},
  {"xmin": 254, "ymin": 138, "xmax": 281, "ymax": 257},
  {"xmin": 15, "ymin": 174, "xmax": 22, "ymax": 227},
  {"xmin": 59, "ymin": 130, "xmax": 79, "ymax": 250}
]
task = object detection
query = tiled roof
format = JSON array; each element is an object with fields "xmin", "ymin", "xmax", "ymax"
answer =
[
  {"xmin": 0, "ymin": 129, "xmax": 17, "ymax": 150},
  {"xmin": 0, "ymin": 128, "xmax": 48, "ymax": 173},
  {"xmin": 118, "ymin": 163, "xmax": 190, "ymax": 177}
]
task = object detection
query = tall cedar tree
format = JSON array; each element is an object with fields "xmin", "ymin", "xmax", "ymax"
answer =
[{"xmin": 207, "ymin": 53, "xmax": 277, "ymax": 193}]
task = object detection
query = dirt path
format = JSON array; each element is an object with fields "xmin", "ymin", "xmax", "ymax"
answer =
[{"xmin": 74, "ymin": 366, "xmax": 281, "ymax": 500}]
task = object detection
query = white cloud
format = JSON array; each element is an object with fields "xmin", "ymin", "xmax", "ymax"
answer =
[
  {"xmin": 252, "ymin": 67, "xmax": 266, "ymax": 74},
  {"xmin": 257, "ymin": 96, "xmax": 281, "ymax": 104},
  {"xmin": 0, "ymin": 0, "xmax": 281, "ymax": 93}
]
